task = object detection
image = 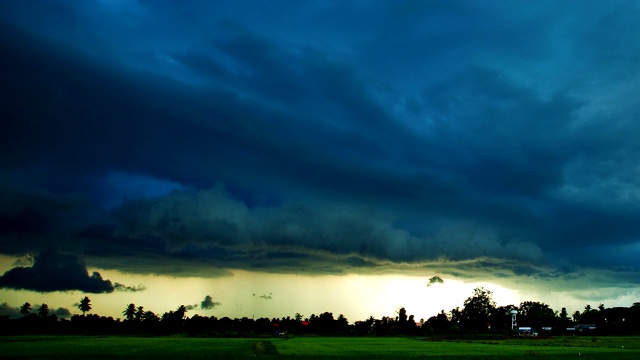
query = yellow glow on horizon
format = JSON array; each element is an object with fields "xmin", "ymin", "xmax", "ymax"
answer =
[
  {"xmin": 0, "ymin": 255, "xmax": 579, "ymax": 323},
  {"xmin": 88, "ymin": 269, "xmax": 522, "ymax": 322}
]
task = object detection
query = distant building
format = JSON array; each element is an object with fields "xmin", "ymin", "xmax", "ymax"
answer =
[
  {"xmin": 575, "ymin": 324, "xmax": 596, "ymax": 333},
  {"xmin": 517, "ymin": 327, "xmax": 538, "ymax": 336},
  {"xmin": 539, "ymin": 326, "xmax": 553, "ymax": 335}
]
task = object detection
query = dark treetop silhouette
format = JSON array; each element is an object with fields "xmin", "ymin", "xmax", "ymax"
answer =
[{"xmin": 2, "ymin": 287, "xmax": 640, "ymax": 337}]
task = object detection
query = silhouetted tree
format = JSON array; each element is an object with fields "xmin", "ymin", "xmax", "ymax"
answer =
[
  {"xmin": 372, "ymin": 316, "xmax": 393, "ymax": 336},
  {"xmin": 135, "ymin": 306, "xmax": 144, "ymax": 321},
  {"xmin": 10, "ymin": 289, "xmax": 640, "ymax": 337},
  {"xmin": 405, "ymin": 314, "xmax": 417, "ymax": 334},
  {"xmin": 518, "ymin": 301, "xmax": 555, "ymax": 330},
  {"xmin": 20, "ymin": 302, "xmax": 31, "ymax": 316},
  {"xmin": 559, "ymin": 307, "xmax": 569, "ymax": 321},
  {"xmin": 461, "ymin": 287, "xmax": 496, "ymax": 332},
  {"xmin": 558, "ymin": 307, "xmax": 571, "ymax": 330},
  {"xmin": 311, "ymin": 312, "xmax": 336, "ymax": 334},
  {"xmin": 489, "ymin": 305, "xmax": 518, "ymax": 332},
  {"xmin": 78, "ymin": 296, "xmax": 92, "ymax": 316},
  {"xmin": 142, "ymin": 310, "xmax": 159, "ymax": 322},
  {"xmin": 395, "ymin": 307, "xmax": 415, "ymax": 335},
  {"xmin": 448, "ymin": 306, "xmax": 463, "ymax": 333},
  {"xmin": 354, "ymin": 316, "xmax": 374, "ymax": 336},
  {"xmin": 425, "ymin": 309, "xmax": 450, "ymax": 334},
  {"xmin": 580, "ymin": 304, "xmax": 600, "ymax": 324},
  {"xmin": 159, "ymin": 306, "xmax": 188, "ymax": 334},
  {"xmin": 572, "ymin": 310, "xmax": 581, "ymax": 323},
  {"xmin": 161, "ymin": 310, "xmax": 174, "ymax": 322},
  {"xmin": 398, "ymin": 307, "xmax": 407, "ymax": 324},
  {"xmin": 123, "ymin": 304, "xmax": 136, "ymax": 321},
  {"xmin": 336, "ymin": 314, "xmax": 349, "ymax": 333},
  {"xmin": 175, "ymin": 305, "xmax": 187, "ymax": 320},
  {"xmin": 37, "ymin": 303, "xmax": 49, "ymax": 317}
]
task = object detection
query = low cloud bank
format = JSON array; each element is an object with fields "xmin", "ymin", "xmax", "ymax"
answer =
[{"xmin": 0, "ymin": 251, "xmax": 143, "ymax": 293}]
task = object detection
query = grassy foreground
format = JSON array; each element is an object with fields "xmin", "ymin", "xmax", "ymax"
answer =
[{"xmin": 0, "ymin": 335, "xmax": 639, "ymax": 359}]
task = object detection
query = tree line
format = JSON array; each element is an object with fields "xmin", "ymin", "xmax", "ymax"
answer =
[{"xmin": 2, "ymin": 287, "xmax": 640, "ymax": 337}]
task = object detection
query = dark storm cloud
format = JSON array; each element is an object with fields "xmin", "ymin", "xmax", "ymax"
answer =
[
  {"xmin": 2, "ymin": 0, "xmax": 640, "ymax": 292},
  {"xmin": 0, "ymin": 18, "xmax": 416, "ymax": 204},
  {"xmin": 0, "ymin": 184, "xmax": 91, "ymax": 254},
  {"xmin": 109, "ymin": 186, "xmax": 547, "ymax": 266},
  {"xmin": 0, "ymin": 251, "xmax": 121, "ymax": 293}
]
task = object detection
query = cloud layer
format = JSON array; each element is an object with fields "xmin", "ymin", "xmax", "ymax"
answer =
[{"xmin": 1, "ymin": 1, "xmax": 640, "ymax": 295}]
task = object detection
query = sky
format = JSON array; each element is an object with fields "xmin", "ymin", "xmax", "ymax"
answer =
[{"xmin": 1, "ymin": 0, "xmax": 640, "ymax": 322}]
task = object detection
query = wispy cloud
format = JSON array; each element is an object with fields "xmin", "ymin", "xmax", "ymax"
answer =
[
  {"xmin": 114, "ymin": 283, "xmax": 147, "ymax": 293},
  {"xmin": 253, "ymin": 293, "xmax": 273, "ymax": 300}
]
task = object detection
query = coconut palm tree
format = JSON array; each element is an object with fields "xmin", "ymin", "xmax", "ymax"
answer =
[
  {"xmin": 78, "ymin": 296, "xmax": 92, "ymax": 316},
  {"xmin": 37, "ymin": 303, "xmax": 49, "ymax": 317},
  {"xmin": 135, "ymin": 306, "xmax": 144, "ymax": 321},
  {"xmin": 20, "ymin": 302, "xmax": 32, "ymax": 316},
  {"xmin": 123, "ymin": 303, "xmax": 136, "ymax": 321}
]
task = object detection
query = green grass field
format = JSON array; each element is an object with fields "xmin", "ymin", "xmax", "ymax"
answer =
[{"xmin": 1, "ymin": 335, "xmax": 639, "ymax": 359}]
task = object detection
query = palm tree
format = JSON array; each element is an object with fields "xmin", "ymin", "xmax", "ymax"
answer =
[
  {"xmin": 37, "ymin": 303, "xmax": 49, "ymax": 317},
  {"xmin": 161, "ymin": 310, "xmax": 174, "ymax": 322},
  {"xmin": 20, "ymin": 302, "xmax": 32, "ymax": 316},
  {"xmin": 78, "ymin": 296, "xmax": 92, "ymax": 316},
  {"xmin": 123, "ymin": 303, "xmax": 136, "ymax": 321},
  {"xmin": 135, "ymin": 306, "xmax": 144, "ymax": 321}
]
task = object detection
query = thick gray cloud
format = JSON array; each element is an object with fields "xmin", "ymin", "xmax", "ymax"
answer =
[
  {"xmin": 1, "ymin": 0, "xmax": 640, "ymax": 295},
  {"xmin": 0, "ymin": 251, "xmax": 129, "ymax": 293},
  {"xmin": 108, "ymin": 186, "xmax": 545, "ymax": 267}
]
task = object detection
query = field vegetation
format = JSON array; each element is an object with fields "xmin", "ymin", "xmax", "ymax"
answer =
[
  {"xmin": 1, "ymin": 335, "xmax": 639, "ymax": 359},
  {"xmin": 3, "ymin": 287, "xmax": 640, "ymax": 358},
  {"xmin": 4, "ymin": 288, "xmax": 640, "ymax": 338}
]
